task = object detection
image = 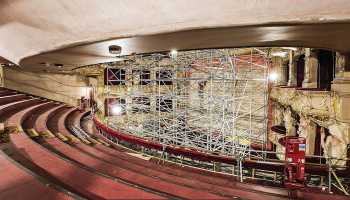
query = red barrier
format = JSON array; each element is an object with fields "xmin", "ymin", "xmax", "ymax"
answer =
[
  {"xmin": 93, "ymin": 116, "xmax": 350, "ymax": 177},
  {"xmin": 93, "ymin": 117, "xmax": 238, "ymax": 164}
]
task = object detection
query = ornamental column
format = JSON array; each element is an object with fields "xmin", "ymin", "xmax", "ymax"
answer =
[
  {"xmin": 272, "ymin": 56, "xmax": 288, "ymax": 85},
  {"xmin": 298, "ymin": 116, "xmax": 316, "ymax": 155},
  {"xmin": 324, "ymin": 123, "xmax": 350, "ymax": 166},
  {"xmin": 302, "ymin": 48, "xmax": 318, "ymax": 88},
  {"xmin": 329, "ymin": 52, "xmax": 350, "ymax": 166},
  {"xmin": 287, "ymin": 50, "xmax": 297, "ymax": 86},
  {"xmin": 280, "ymin": 62, "xmax": 288, "ymax": 86},
  {"xmin": 332, "ymin": 52, "xmax": 350, "ymax": 123},
  {"xmin": 284, "ymin": 107, "xmax": 296, "ymax": 136},
  {"xmin": 0, "ymin": 65, "xmax": 3, "ymax": 87}
]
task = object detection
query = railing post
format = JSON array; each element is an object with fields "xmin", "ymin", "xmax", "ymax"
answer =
[
  {"xmin": 328, "ymin": 160, "xmax": 332, "ymax": 193},
  {"xmin": 239, "ymin": 158, "xmax": 243, "ymax": 182}
]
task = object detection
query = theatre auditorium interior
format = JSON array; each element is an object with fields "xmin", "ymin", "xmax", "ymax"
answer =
[{"xmin": 3, "ymin": 1, "xmax": 350, "ymax": 200}]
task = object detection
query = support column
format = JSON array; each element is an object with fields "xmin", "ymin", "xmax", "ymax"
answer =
[
  {"xmin": 0, "ymin": 66, "xmax": 3, "ymax": 87},
  {"xmin": 333, "ymin": 52, "xmax": 350, "ymax": 81},
  {"xmin": 274, "ymin": 57, "xmax": 288, "ymax": 85},
  {"xmin": 287, "ymin": 50, "xmax": 297, "ymax": 86},
  {"xmin": 272, "ymin": 102, "xmax": 284, "ymax": 126},
  {"xmin": 270, "ymin": 102, "xmax": 285, "ymax": 160},
  {"xmin": 280, "ymin": 63, "xmax": 288, "ymax": 86},
  {"xmin": 332, "ymin": 52, "xmax": 350, "ymax": 122},
  {"xmin": 324, "ymin": 123, "xmax": 350, "ymax": 166},
  {"xmin": 298, "ymin": 116, "xmax": 316, "ymax": 155},
  {"xmin": 302, "ymin": 48, "xmax": 318, "ymax": 88},
  {"xmin": 284, "ymin": 107, "xmax": 296, "ymax": 136},
  {"xmin": 213, "ymin": 162, "xmax": 222, "ymax": 172},
  {"xmin": 329, "ymin": 52, "xmax": 350, "ymax": 166},
  {"xmin": 273, "ymin": 56, "xmax": 288, "ymax": 85}
]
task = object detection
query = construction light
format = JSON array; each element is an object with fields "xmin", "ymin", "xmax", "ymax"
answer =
[
  {"xmin": 282, "ymin": 47, "xmax": 298, "ymax": 51},
  {"xmin": 111, "ymin": 104, "xmax": 123, "ymax": 115},
  {"xmin": 170, "ymin": 49, "xmax": 177, "ymax": 55},
  {"xmin": 269, "ymin": 72, "xmax": 278, "ymax": 81},
  {"xmin": 170, "ymin": 49, "xmax": 178, "ymax": 58},
  {"xmin": 271, "ymin": 51, "xmax": 288, "ymax": 57}
]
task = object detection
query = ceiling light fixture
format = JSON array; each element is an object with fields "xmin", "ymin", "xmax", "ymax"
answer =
[
  {"xmin": 54, "ymin": 63, "xmax": 63, "ymax": 68},
  {"xmin": 170, "ymin": 49, "xmax": 178, "ymax": 58},
  {"xmin": 271, "ymin": 51, "xmax": 288, "ymax": 57},
  {"xmin": 282, "ymin": 47, "xmax": 298, "ymax": 51},
  {"xmin": 109, "ymin": 45, "xmax": 122, "ymax": 54}
]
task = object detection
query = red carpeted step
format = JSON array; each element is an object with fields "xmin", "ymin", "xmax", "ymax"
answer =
[
  {"xmin": 85, "ymin": 127, "xmax": 291, "ymax": 199},
  {"xmin": 35, "ymin": 104, "xmax": 66, "ymax": 133},
  {"xmin": 65, "ymin": 111, "xmax": 262, "ymax": 198},
  {"xmin": 42, "ymin": 107, "xmax": 230, "ymax": 199},
  {"xmin": 0, "ymin": 151, "xmax": 72, "ymax": 200},
  {"xmin": 75, "ymin": 136, "xmax": 290, "ymax": 199},
  {"xmin": 42, "ymin": 136, "xmax": 228, "ymax": 200},
  {"xmin": 5, "ymin": 100, "xmax": 166, "ymax": 200},
  {"xmin": 68, "ymin": 109, "xmax": 83, "ymax": 127},
  {"xmin": 0, "ymin": 99, "xmax": 42, "ymax": 123},
  {"xmin": 77, "ymin": 116, "xmax": 289, "ymax": 198},
  {"xmin": 50, "ymin": 107, "xmax": 75, "ymax": 135},
  {"xmin": 74, "ymin": 111, "xmax": 132, "ymax": 152},
  {"xmin": 44, "ymin": 107, "xmax": 229, "ymax": 199},
  {"xmin": 81, "ymin": 118, "xmax": 130, "ymax": 152},
  {"xmin": 57, "ymin": 107, "xmax": 77, "ymax": 136},
  {"xmin": 0, "ymin": 90, "xmax": 18, "ymax": 97},
  {"xmin": 6, "ymin": 102, "xmax": 53, "ymax": 128},
  {"xmin": 0, "ymin": 94, "xmax": 28, "ymax": 106},
  {"xmin": 90, "ymin": 117, "xmax": 350, "ymax": 200},
  {"xmin": 10, "ymin": 134, "xmax": 165, "ymax": 200},
  {"xmin": 80, "ymin": 115, "xmax": 293, "ymax": 198},
  {"xmin": 68, "ymin": 111, "xmax": 260, "ymax": 198}
]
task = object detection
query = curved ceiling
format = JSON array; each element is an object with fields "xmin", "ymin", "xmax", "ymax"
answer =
[{"xmin": 1, "ymin": 0, "xmax": 350, "ymax": 70}]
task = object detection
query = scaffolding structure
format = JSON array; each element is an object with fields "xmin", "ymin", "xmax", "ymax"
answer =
[{"xmin": 103, "ymin": 48, "xmax": 270, "ymax": 160}]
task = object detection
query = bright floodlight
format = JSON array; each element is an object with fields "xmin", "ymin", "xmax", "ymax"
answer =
[
  {"xmin": 111, "ymin": 104, "xmax": 123, "ymax": 115},
  {"xmin": 271, "ymin": 51, "xmax": 288, "ymax": 57},
  {"xmin": 282, "ymin": 47, "xmax": 297, "ymax": 51},
  {"xmin": 170, "ymin": 49, "xmax": 178, "ymax": 58},
  {"xmin": 269, "ymin": 72, "xmax": 278, "ymax": 81}
]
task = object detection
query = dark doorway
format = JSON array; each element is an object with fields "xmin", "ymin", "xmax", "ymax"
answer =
[
  {"xmin": 283, "ymin": 61, "xmax": 289, "ymax": 85},
  {"xmin": 296, "ymin": 55, "xmax": 305, "ymax": 87},
  {"xmin": 314, "ymin": 124, "xmax": 322, "ymax": 157},
  {"xmin": 318, "ymin": 50, "xmax": 335, "ymax": 90}
]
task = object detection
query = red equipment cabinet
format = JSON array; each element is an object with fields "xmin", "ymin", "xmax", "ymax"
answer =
[{"xmin": 284, "ymin": 136, "xmax": 306, "ymax": 188}]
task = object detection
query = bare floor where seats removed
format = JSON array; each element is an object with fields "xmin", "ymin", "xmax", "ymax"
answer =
[{"xmin": 0, "ymin": 150, "xmax": 73, "ymax": 200}]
